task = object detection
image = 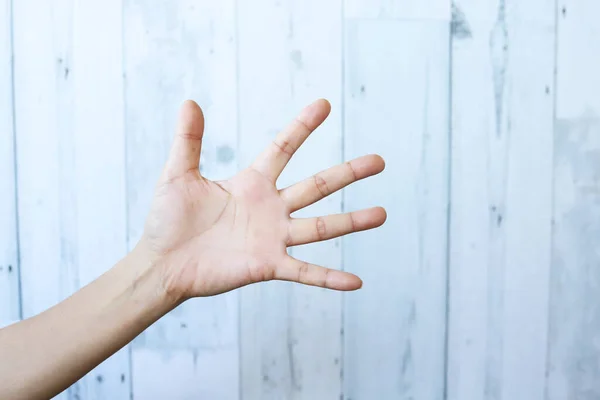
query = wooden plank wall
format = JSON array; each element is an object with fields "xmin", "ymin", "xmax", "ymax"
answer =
[
  {"xmin": 2, "ymin": 0, "xmax": 600, "ymax": 399},
  {"xmin": 447, "ymin": 1, "xmax": 555, "ymax": 400},
  {"xmin": 343, "ymin": 2, "xmax": 450, "ymax": 398},
  {"xmin": 547, "ymin": 0, "xmax": 600, "ymax": 398},
  {"xmin": 0, "ymin": 0, "xmax": 19, "ymax": 330}
]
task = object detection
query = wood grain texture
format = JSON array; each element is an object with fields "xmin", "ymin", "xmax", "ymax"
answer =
[
  {"xmin": 13, "ymin": 0, "xmax": 69, "ymax": 325},
  {"xmin": 131, "ymin": 348, "xmax": 238, "ymax": 400},
  {"xmin": 447, "ymin": 1, "xmax": 555, "ymax": 399},
  {"xmin": 124, "ymin": 1, "xmax": 239, "ymax": 398},
  {"xmin": 237, "ymin": 0, "xmax": 343, "ymax": 399},
  {"xmin": 68, "ymin": 1, "xmax": 131, "ymax": 398},
  {"xmin": 0, "ymin": 0, "xmax": 20, "ymax": 330},
  {"xmin": 13, "ymin": 1, "xmax": 130, "ymax": 398},
  {"xmin": 345, "ymin": 0, "xmax": 450, "ymax": 20},
  {"xmin": 13, "ymin": 4, "xmax": 73, "ymax": 398},
  {"xmin": 343, "ymin": 19, "xmax": 450, "ymax": 400},
  {"xmin": 547, "ymin": 1, "xmax": 600, "ymax": 398}
]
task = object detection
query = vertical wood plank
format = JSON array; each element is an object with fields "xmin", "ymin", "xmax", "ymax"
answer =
[
  {"xmin": 344, "ymin": 0, "xmax": 450, "ymax": 20},
  {"xmin": 14, "ymin": 0, "xmax": 68, "ymax": 327},
  {"xmin": 13, "ymin": 5, "xmax": 75, "ymax": 399},
  {"xmin": 343, "ymin": 19, "xmax": 450, "ymax": 399},
  {"xmin": 547, "ymin": 0, "xmax": 600, "ymax": 398},
  {"xmin": 131, "ymin": 348, "xmax": 238, "ymax": 400},
  {"xmin": 237, "ymin": 0, "xmax": 343, "ymax": 399},
  {"xmin": 123, "ymin": 1, "xmax": 239, "ymax": 398},
  {"xmin": 0, "ymin": 0, "xmax": 20, "ymax": 330},
  {"xmin": 13, "ymin": 1, "xmax": 131, "ymax": 398},
  {"xmin": 447, "ymin": 1, "xmax": 555, "ymax": 399},
  {"xmin": 446, "ymin": 4, "xmax": 495, "ymax": 400},
  {"xmin": 69, "ymin": 1, "xmax": 131, "ymax": 398}
]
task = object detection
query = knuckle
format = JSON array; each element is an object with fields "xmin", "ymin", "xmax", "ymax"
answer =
[
  {"xmin": 294, "ymin": 117, "xmax": 311, "ymax": 134},
  {"xmin": 315, "ymin": 217, "xmax": 327, "ymax": 240},
  {"xmin": 346, "ymin": 161, "xmax": 358, "ymax": 180},
  {"xmin": 273, "ymin": 139, "xmax": 295, "ymax": 156},
  {"xmin": 349, "ymin": 212, "xmax": 357, "ymax": 232},
  {"xmin": 262, "ymin": 265, "xmax": 275, "ymax": 282},
  {"xmin": 312, "ymin": 174, "xmax": 329, "ymax": 197},
  {"xmin": 250, "ymin": 262, "xmax": 275, "ymax": 283},
  {"xmin": 297, "ymin": 262, "xmax": 310, "ymax": 282},
  {"xmin": 322, "ymin": 268, "xmax": 331, "ymax": 288}
]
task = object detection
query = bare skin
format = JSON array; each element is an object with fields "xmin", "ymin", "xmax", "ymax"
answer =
[{"xmin": 0, "ymin": 99, "xmax": 385, "ymax": 399}]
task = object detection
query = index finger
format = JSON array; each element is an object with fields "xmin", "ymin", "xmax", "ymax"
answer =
[{"xmin": 251, "ymin": 99, "xmax": 331, "ymax": 182}]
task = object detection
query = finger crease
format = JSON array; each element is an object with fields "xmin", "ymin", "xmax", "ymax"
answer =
[
  {"xmin": 323, "ymin": 268, "xmax": 331, "ymax": 288},
  {"xmin": 346, "ymin": 161, "xmax": 359, "ymax": 180},
  {"xmin": 285, "ymin": 222, "xmax": 293, "ymax": 246},
  {"xmin": 316, "ymin": 217, "xmax": 327, "ymax": 241},
  {"xmin": 294, "ymin": 117, "xmax": 312, "ymax": 134},
  {"xmin": 179, "ymin": 133, "xmax": 203, "ymax": 141},
  {"xmin": 263, "ymin": 264, "xmax": 275, "ymax": 282},
  {"xmin": 298, "ymin": 262, "xmax": 310, "ymax": 283},
  {"xmin": 272, "ymin": 139, "xmax": 295, "ymax": 156},
  {"xmin": 313, "ymin": 174, "xmax": 329, "ymax": 198},
  {"xmin": 349, "ymin": 212, "xmax": 357, "ymax": 232},
  {"xmin": 162, "ymin": 166, "xmax": 201, "ymax": 185}
]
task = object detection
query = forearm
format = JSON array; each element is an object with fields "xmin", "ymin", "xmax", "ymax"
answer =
[{"xmin": 0, "ymin": 242, "xmax": 177, "ymax": 400}]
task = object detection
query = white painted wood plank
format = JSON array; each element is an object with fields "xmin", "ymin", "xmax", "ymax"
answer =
[
  {"xmin": 123, "ymin": 1, "xmax": 239, "ymax": 398},
  {"xmin": 131, "ymin": 348, "xmax": 238, "ymax": 400},
  {"xmin": 500, "ymin": 25, "xmax": 553, "ymax": 400},
  {"xmin": 343, "ymin": 20, "xmax": 449, "ymax": 400},
  {"xmin": 345, "ymin": 0, "xmax": 451, "ymax": 20},
  {"xmin": 0, "ymin": 0, "xmax": 20, "ymax": 330},
  {"xmin": 237, "ymin": 1, "xmax": 343, "ymax": 399},
  {"xmin": 13, "ymin": 5, "xmax": 72, "ymax": 398},
  {"xmin": 14, "ymin": 0, "xmax": 67, "ymax": 323},
  {"xmin": 447, "ymin": 1, "xmax": 555, "ymax": 399},
  {"xmin": 446, "ymin": 6, "xmax": 493, "ymax": 399},
  {"xmin": 14, "ymin": 1, "xmax": 131, "ymax": 398},
  {"xmin": 547, "ymin": 1, "xmax": 600, "ymax": 398},
  {"xmin": 68, "ymin": 1, "xmax": 131, "ymax": 399}
]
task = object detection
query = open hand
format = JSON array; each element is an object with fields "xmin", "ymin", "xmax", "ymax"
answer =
[{"xmin": 141, "ymin": 99, "xmax": 386, "ymax": 300}]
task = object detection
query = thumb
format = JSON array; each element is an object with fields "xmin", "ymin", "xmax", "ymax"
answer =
[{"xmin": 166, "ymin": 100, "xmax": 205, "ymax": 177}]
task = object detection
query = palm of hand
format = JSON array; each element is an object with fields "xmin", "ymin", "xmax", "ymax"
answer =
[{"xmin": 142, "ymin": 100, "xmax": 385, "ymax": 299}]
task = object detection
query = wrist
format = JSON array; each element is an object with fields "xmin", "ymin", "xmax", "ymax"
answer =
[{"xmin": 127, "ymin": 238, "xmax": 187, "ymax": 308}]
